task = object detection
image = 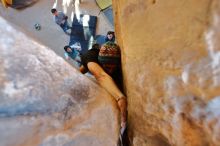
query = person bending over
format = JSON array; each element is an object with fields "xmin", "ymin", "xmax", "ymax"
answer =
[{"xmin": 79, "ymin": 42, "xmax": 127, "ymax": 128}]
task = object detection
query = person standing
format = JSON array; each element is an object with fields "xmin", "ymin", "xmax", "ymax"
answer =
[{"xmin": 51, "ymin": 8, "xmax": 71, "ymax": 35}]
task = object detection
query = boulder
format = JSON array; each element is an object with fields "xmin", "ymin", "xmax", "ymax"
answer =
[
  {"xmin": 113, "ymin": 0, "xmax": 220, "ymax": 146},
  {"xmin": 0, "ymin": 16, "xmax": 120, "ymax": 146}
]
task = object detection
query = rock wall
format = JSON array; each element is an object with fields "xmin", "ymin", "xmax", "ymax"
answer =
[
  {"xmin": 113, "ymin": 0, "xmax": 220, "ymax": 146},
  {"xmin": 0, "ymin": 16, "xmax": 120, "ymax": 146}
]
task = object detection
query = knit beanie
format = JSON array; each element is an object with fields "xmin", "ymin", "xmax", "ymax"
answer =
[{"xmin": 98, "ymin": 42, "xmax": 121, "ymax": 74}]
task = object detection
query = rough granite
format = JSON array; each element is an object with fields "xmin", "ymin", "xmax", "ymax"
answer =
[
  {"xmin": 113, "ymin": 0, "xmax": 220, "ymax": 146},
  {"xmin": 0, "ymin": 16, "xmax": 120, "ymax": 146}
]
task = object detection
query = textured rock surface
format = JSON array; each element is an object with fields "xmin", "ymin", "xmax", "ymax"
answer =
[
  {"xmin": 0, "ymin": 16, "xmax": 120, "ymax": 146},
  {"xmin": 113, "ymin": 0, "xmax": 220, "ymax": 146}
]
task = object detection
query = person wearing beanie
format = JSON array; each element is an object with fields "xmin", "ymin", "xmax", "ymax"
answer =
[
  {"xmin": 79, "ymin": 42, "xmax": 127, "ymax": 130},
  {"xmin": 98, "ymin": 42, "xmax": 121, "ymax": 74}
]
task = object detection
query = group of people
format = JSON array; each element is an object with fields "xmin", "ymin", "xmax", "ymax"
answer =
[
  {"xmin": 51, "ymin": 8, "xmax": 127, "ymax": 131},
  {"xmin": 63, "ymin": 31, "xmax": 115, "ymax": 66}
]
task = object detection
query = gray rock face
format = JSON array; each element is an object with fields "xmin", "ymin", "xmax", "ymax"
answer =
[{"xmin": 0, "ymin": 17, "xmax": 119, "ymax": 146}]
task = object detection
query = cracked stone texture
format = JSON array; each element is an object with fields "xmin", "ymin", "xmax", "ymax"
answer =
[
  {"xmin": 113, "ymin": 0, "xmax": 220, "ymax": 146},
  {"xmin": 0, "ymin": 16, "xmax": 120, "ymax": 146}
]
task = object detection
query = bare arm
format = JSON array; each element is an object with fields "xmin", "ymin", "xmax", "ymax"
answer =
[{"xmin": 87, "ymin": 62, "xmax": 127, "ymax": 128}]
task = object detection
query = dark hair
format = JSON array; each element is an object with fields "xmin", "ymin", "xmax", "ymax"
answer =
[
  {"xmin": 64, "ymin": 45, "xmax": 70, "ymax": 52},
  {"xmin": 51, "ymin": 8, "xmax": 57, "ymax": 14},
  {"xmin": 92, "ymin": 43, "xmax": 100, "ymax": 50},
  {"xmin": 107, "ymin": 31, "xmax": 115, "ymax": 35}
]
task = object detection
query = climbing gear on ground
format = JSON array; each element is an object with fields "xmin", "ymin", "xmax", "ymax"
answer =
[{"xmin": 34, "ymin": 23, "xmax": 41, "ymax": 31}]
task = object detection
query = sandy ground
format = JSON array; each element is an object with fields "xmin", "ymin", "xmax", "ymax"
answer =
[{"xmin": 0, "ymin": 0, "xmax": 113, "ymax": 64}]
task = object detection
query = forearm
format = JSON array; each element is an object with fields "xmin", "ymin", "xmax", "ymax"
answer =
[
  {"xmin": 86, "ymin": 62, "xmax": 127, "ymax": 126},
  {"xmin": 117, "ymin": 97, "xmax": 127, "ymax": 125}
]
